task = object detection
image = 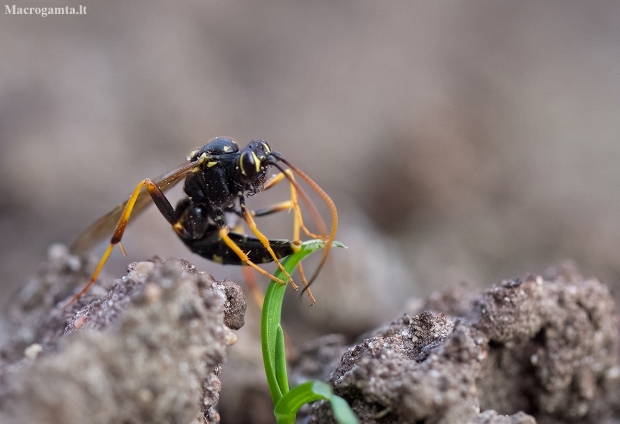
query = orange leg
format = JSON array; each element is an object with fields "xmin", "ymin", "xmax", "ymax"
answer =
[
  {"xmin": 232, "ymin": 221, "xmax": 267, "ymax": 307},
  {"xmin": 219, "ymin": 227, "xmax": 287, "ymax": 285},
  {"xmin": 64, "ymin": 179, "xmax": 164, "ymax": 307},
  {"xmin": 241, "ymin": 266, "xmax": 265, "ymax": 308},
  {"xmin": 296, "ymin": 263, "xmax": 316, "ymax": 305},
  {"xmin": 269, "ymin": 157, "xmax": 338, "ymax": 289},
  {"xmin": 249, "ymin": 170, "xmax": 322, "ymax": 302},
  {"xmin": 65, "ymin": 177, "xmax": 291, "ymax": 307},
  {"xmin": 240, "ymin": 203, "xmax": 296, "ymax": 287},
  {"xmin": 259, "ymin": 170, "xmax": 325, "ymax": 240}
]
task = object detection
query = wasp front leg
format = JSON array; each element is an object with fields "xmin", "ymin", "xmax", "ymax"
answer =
[
  {"xmin": 251, "ymin": 171, "xmax": 325, "ymax": 302},
  {"xmin": 244, "ymin": 198, "xmax": 317, "ymax": 303},
  {"xmin": 260, "ymin": 170, "xmax": 326, "ymax": 241}
]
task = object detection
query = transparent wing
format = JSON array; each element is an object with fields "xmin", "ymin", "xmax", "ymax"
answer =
[{"xmin": 70, "ymin": 160, "xmax": 197, "ymax": 254}]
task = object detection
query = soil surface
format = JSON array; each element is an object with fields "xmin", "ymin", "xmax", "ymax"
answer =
[
  {"xmin": 1, "ymin": 248, "xmax": 619, "ymax": 424},
  {"xmin": 0, "ymin": 244, "xmax": 246, "ymax": 424},
  {"xmin": 297, "ymin": 262, "xmax": 620, "ymax": 424}
]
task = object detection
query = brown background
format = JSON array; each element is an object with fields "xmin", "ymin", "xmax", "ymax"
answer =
[{"xmin": 2, "ymin": 1, "xmax": 620, "ymax": 339}]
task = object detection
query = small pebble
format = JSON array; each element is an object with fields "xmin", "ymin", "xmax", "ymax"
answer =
[
  {"xmin": 74, "ymin": 315, "xmax": 88, "ymax": 329},
  {"xmin": 224, "ymin": 331, "xmax": 238, "ymax": 346},
  {"xmin": 24, "ymin": 343, "xmax": 43, "ymax": 360}
]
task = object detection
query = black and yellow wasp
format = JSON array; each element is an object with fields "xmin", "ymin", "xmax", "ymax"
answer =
[{"xmin": 68, "ymin": 137, "xmax": 337, "ymax": 306}]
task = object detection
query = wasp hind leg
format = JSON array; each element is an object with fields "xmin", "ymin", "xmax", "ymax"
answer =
[{"xmin": 64, "ymin": 179, "xmax": 170, "ymax": 307}]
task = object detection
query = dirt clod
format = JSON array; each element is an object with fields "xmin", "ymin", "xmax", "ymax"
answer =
[
  {"xmin": 303, "ymin": 263, "xmax": 619, "ymax": 424},
  {"xmin": 0, "ymin": 246, "xmax": 246, "ymax": 424}
]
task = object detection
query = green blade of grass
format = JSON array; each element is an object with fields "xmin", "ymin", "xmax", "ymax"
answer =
[
  {"xmin": 274, "ymin": 325, "xmax": 289, "ymax": 394},
  {"xmin": 261, "ymin": 239, "xmax": 345, "ymax": 404},
  {"xmin": 261, "ymin": 239, "xmax": 356, "ymax": 423}
]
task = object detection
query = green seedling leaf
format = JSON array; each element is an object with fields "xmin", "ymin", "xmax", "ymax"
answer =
[
  {"xmin": 260, "ymin": 239, "xmax": 353, "ymax": 424},
  {"xmin": 274, "ymin": 380, "xmax": 359, "ymax": 424},
  {"xmin": 330, "ymin": 395, "xmax": 360, "ymax": 424}
]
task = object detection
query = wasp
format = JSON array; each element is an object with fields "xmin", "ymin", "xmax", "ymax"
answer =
[{"xmin": 68, "ymin": 137, "xmax": 338, "ymax": 306}]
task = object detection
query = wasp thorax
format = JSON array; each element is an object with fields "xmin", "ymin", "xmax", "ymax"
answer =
[{"xmin": 190, "ymin": 137, "xmax": 240, "ymax": 161}]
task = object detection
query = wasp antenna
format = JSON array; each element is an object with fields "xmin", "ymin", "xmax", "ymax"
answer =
[{"xmin": 269, "ymin": 155, "xmax": 338, "ymax": 289}]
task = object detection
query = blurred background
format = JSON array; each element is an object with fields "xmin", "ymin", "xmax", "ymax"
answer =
[{"xmin": 2, "ymin": 1, "xmax": 620, "ymax": 421}]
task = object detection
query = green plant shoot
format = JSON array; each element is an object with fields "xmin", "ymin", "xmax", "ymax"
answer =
[{"xmin": 260, "ymin": 239, "xmax": 358, "ymax": 424}]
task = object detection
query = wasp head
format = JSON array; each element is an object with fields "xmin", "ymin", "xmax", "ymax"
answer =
[{"xmin": 239, "ymin": 140, "xmax": 273, "ymax": 191}]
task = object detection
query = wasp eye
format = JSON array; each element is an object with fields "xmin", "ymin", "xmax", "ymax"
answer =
[{"xmin": 240, "ymin": 150, "xmax": 261, "ymax": 177}]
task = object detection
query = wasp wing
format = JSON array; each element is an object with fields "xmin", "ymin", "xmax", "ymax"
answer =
[{"xmin": 71, "ymin": 160, "xmax": 198, "ymax": 254}]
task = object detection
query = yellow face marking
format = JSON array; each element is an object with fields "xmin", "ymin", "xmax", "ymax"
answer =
[
  {"xmin": 207, "ymin": 161, "xmax": 218, "ymax": 168},
  {"xmin": 212, "ymin": 254, "xmax": 223, "ymax": 264},
  {"xmin": 251, "ymin": 151, "xmax": 261, "ymax": 173},
  {"xmin": 239, "ymin": 156, "xmax": 247, "ymax": 176},
  {"xmin": 262, "ymin": 142, "xmax": 270, "ymax": 153},
  {"xmin": 173, "ymin": 222, "xmax": 184, "ymax": 233}
]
